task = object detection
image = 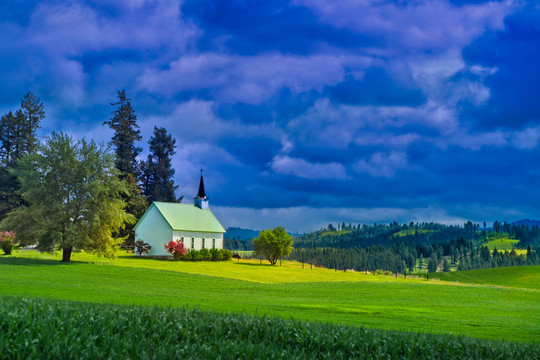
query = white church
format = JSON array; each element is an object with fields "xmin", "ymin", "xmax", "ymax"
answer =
[{"xmin": 133, "ymin": 172, "xmax": 226, "ymax": 256}]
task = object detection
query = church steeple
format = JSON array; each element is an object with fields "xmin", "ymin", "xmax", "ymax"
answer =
[
  {"xmin": 194, "ymin": 167, "xmax": 209, "ymax": 209},
  {"xmin": 197, "ymin": 168, "xmax": 206, "ymax": 199}
]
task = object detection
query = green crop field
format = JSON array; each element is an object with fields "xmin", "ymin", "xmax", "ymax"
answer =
[
  {"xmin": 1, "ymin": 252, "xmax": 539, "ymax": 344},
  {"xmin": 2, "ymin": 297, "xmax": 537, "ymax": 359}
]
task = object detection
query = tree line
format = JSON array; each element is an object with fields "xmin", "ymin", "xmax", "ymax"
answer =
[
  {"xmin": 0, "ymin": 90, "xmax": 182, "ymax": 261},
  {"xmin": 288, "ymin": 223, "xmax": 540, "ymax": 274},
  {"xmin": 290, "ymin": 239, "xmax": 539, "ymax": 274}
]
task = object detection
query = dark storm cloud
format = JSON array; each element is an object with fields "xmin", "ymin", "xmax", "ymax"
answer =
[
  {"xmin": 181, "ymin": 0, "xmax": 373, "ymax": 55},
  {"xmin": 0, "ymin": 0, "xmax": 538, "ymax": 232},
  {"xmin": 461, "ymin": 5, "xmax": 540, "ymax": 129},
  {"xmin": 327, "ymin": 67, "xmax": 426, "ymax": 106}
]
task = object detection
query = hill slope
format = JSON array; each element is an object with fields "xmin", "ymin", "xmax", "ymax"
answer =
[{"xmin": 0, "ymin": 255, "xmax": 539, "ymax": 342}]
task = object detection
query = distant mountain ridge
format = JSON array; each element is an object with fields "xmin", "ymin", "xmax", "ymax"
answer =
[
  {"xmin": 224, "ymin": 227, "xmax": 304, "ymax": 240},
  {"xmin": 510, "ymin": 219, "xmax": 540, "ymax": 228},
  {"xmin": 224, "ymin": 227, "xmax": 260, "ymax": 241}
]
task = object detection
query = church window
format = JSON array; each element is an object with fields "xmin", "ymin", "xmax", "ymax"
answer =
[
  {"xmin": 191, "ymin": 238, "xmax": 194, "ymax": 249},
  {"xmin": 202, "ymin": 238, "xmax": 205, "ymax": 249},
  {"xmin": 212, "ymin": 239, "xmax": 215, "ymax": 249}
]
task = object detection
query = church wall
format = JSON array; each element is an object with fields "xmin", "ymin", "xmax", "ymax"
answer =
[
  {"xmin": 135, "ymin": 206, "xmax": 173, "ymax": 256},
  {"xmin": 173, "ymin": 231, "xmax": 223, "ymax": 251}
]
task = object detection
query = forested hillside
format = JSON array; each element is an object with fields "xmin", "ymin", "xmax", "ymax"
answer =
[{"xmin": 288, "ymin": 222, "xmax": 540, "ymax": 274}]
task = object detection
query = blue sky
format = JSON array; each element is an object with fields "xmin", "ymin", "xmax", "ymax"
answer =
[{"xmin": 1, "ymin": 0, "xmax": 539, "ymax": 233}]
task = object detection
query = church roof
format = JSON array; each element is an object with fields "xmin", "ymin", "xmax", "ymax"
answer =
[{"xmin": 135, "ymin": 202, "xmax": 225, "ymax": 233}]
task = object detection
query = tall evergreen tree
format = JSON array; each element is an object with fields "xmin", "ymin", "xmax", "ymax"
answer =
[
  {"xmin": 104, "ymin": 90, "xmax": 146, "ymax": 247},
  {"xmin": 104, "ymin": 90, "xmax": 142, "ymax": 177},
  {"xmin": 142, "ymin": 126, "xmax": 179, "ymax": 203},
  {"xmin": 0, "ymin": 92, "xmax": 44, "ymax": 220},
  {"xmin": 20, "ymin": 91, "xmax": 44, "ymax": 155}
]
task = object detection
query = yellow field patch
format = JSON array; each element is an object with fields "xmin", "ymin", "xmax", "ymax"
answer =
[{"xmin": 13, "ymin": 250, "xmax": 429, "ymax": 285}]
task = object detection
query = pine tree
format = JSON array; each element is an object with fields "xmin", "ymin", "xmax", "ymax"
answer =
[
  {"xmin": 142, "ymin": 126, "xmax": 179, "ymax": 203},
  {"xmin": 104, "ymin": 90, "xmax": 146, "ymax": 247},
  {"xmin": 0, "ymin": 92, "xmax": 44, "ymax": 220},
  {"xmin": 104, "ymin": 90, "xmax": 142, "ymax": 177},
  {"xmin": 20, "ymin": 91, "xmax": 44, "ymax": 155}
]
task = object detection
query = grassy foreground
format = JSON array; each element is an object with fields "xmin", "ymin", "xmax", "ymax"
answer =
[
  {"xmin": 1, "ymin": 297, "xmax": 537, "ymax": 360},
  {"xmin": 0, "ymin": 255, "xmax": 539, "ymax": 343}
]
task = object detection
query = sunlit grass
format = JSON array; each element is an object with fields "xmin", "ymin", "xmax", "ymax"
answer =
[
  {"xmin": 430, "ymin": 265, "xmax": 540, "ymax": 290},
  {"xmin": 1, "ymin": 254, "xmax": 539, "ymax": 342},
  {"xmin": 13, "ymin": 249, "xmax": 431, "ymax": 284}
]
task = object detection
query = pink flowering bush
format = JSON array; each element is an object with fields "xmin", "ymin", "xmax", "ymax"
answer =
[
  {"xmin": 164, "ymin": 240, "xmax": 187, "ymax": 259},
  {"xmin": 0, "ymin": 231, "xmax": 16, "ymax": 255}
]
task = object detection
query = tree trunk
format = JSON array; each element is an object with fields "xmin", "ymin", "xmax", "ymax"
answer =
[{"xmin": 62, "ymin": 247, "xmax": 73, "ymax": 262}]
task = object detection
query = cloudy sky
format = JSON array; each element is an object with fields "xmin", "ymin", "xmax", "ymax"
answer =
[{"xmin": 1, "ymin": 0, "xmax": 539, "ymax": 232}]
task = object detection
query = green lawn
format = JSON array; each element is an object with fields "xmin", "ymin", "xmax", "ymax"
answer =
[
  {"xmin": 430, "ymin": 265, "xmax": 540, "ymax": 290},
  {"xmin": 1, "ymin": 253, "xmax": 539, "ymax": 343}
]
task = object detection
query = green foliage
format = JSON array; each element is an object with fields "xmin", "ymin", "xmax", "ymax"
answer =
[
  {"xmin": 1, "ymin": 297, "xmax": 537, "ymax": 360},
  {"xmin": 104, "ymin": 90, "xmax": 142, "ymax": 177},
  {"xmin": 442, "ymin": 259, "xmax": 451, "ymax": 272},
  {"xmin": 428, "ymin": 257, "xmax": 438, "ymax": 273},
  {"xmin": 210, "ymin": 248, "xmax": 222, "ymax": 261},
  {"xmin": 181, "ymin": 248, "xmax": 231, "ymax": 262},
  {"xmin": 0, "ymin": 132, "xmax": 134, "ymax": 261},
  {"xmin": 199, "ymin": 248, "xmax": 211, "ymax": 261},
  {"xmin": 141, "ymin": 126, "xmax": 179, "ymax": 203},
  {"xmin": 253, "ymin": 226, "xmax": 293, "ymax": 265},
  {"xmin": 0, "ymin": 91, "xmax": 45, "ymax": 220},
  {"xmin": 104, "ymin": 91, "xmax": 147, "ymax": 247},
  {"xmin": 221, "ymin": 249, "xmax": 233, "ymax": 261}
]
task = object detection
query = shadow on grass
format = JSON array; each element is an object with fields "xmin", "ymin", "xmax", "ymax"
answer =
[
  {"xmin": 233, "ymin": 261, "xmax": 273, "ymax": 267},
  {"xmin": 0, "ymin": 256, "xmax": 76, "ymax": 266}
]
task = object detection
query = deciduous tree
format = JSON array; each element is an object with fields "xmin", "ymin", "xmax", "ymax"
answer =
[
  {"xmin": 253, "ymin": 226, "xmax": 293, "ymax": 265},
  {"xmin": 0, "ymin": 132, "xmax": 134, "ymax": 262}
]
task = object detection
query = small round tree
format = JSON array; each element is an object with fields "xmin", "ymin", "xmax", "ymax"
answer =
[{"xmin": 253, "ymin": 226, "xmax": 293, "ymax": 265}]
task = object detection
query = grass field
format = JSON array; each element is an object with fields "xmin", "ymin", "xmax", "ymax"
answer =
[
  {"xmin": 12, "ymin": 249, "xmax": 429, "ymax": 284},
  {"xmin": 1, "ymin": 252, "xmax": 539, "ymax": 343},
  {"xmin": 430, "ymin": 266, "xmax": 540, "ymax": 290},
  {"xmin": 484, "ymin": 238, "xmax": 521, "ymax": 250},
  {"xmin": 393, "ymin": 229, "xmax": 436, "ymax": 237}
]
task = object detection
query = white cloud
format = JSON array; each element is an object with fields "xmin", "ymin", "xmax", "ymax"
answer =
[
  {"xmin": 353, "ymin": 151, "xmax": 409, "ymax": 178},
  {"xmin": 510, "ymin": 126, "xmax": 540, "ymax": 150},
  {"xmin": 270, "ymin": 155, "xmax": 348, "ymax": 179},
  {"xmin": 294, "ymin": 0, "xmax": 512, "ymax": 53},
  {"xmin": 137, "ymin": 53, "xmax": 347, "ymax": 104}
]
